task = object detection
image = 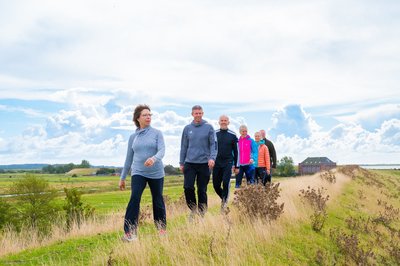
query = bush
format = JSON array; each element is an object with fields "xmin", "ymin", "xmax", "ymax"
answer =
[
  {"xmin": 9, "ymin": 174, "xmax": 60, "ymax": 234},
  {"xmin": 233, "ymin": 183, "xmax": 284, "ymax": 222},
  {"xmin": 299, "ymin": 186, "xmax": 330, "ymax": 232},
  {"xmin": 320, "ymin": 170, "xmax": 336, "ymax": 183},
  {"xmin": 63, "ymin": 188, "xmax": 95, "ymax": 231},
  {"xmin": 0, "ymin": 198, "xmax": 15, "ymax": 230}
]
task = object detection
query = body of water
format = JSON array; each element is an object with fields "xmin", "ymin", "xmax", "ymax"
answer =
[{"xmin": 360, "ymin": 165, "xmax": 400, "ymax": 170}]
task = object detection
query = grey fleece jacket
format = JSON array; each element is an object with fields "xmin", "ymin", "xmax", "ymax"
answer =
[
  {"xmin": 120, "ymin": 126, "xmax": 165, "ymax": 180},
  {"xmin": 179, "ymin": 119, "xmax": 217, "ymax": 165}
]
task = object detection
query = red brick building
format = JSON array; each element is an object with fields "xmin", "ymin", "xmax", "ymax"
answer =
[{"xmin": 298, "ymin": 157, "xmax": 336, "ymax": 175}]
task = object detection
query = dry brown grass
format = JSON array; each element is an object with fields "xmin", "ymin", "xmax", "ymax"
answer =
[
  {"xmin": 106, "ymin": 170, "xmax": 352, "ymax": 265},
  {"xmin": 0, "ymin": 169, "xmax": 352, "ymax": 262}
]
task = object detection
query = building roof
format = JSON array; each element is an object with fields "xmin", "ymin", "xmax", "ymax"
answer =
[{"xmin": 299, "ymin": 157, "xmax": 335, "ymax": 165}]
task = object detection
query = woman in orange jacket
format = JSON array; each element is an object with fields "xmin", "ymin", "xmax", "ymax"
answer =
[{"xmin": 254, "ymin": 132, "xmax": 271, "ymax": 185}]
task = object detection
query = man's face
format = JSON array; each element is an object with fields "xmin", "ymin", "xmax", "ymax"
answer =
[
  {"xmin": 260, "ymin": 130, "xmax": 266, "ymax": 138},
  {"xmin": 192, "ymin": 109, "xmax": 203, "ymax": 123},
  {"xmin": 219, "ymin": 116, "xmax": 229, "ymax": 129}
]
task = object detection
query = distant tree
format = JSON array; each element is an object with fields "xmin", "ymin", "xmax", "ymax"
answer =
[
  {"xmin": 276, "ymin": 156, "xmax": 296, "ymax": 177},
  {"xmin": 42, "ymin": 164, "xmax": 55, "ymax": 174},
  {"xmin": 96, "ymin": 168, "xmax": 116, "ymax": 175},
  {"xmin": 78, "ymin": 160, "xmax": 91, "ymax": 168},
  {"xmin": 9, "ymin": 174, "xmax": 59, "ymax": 234},
  {"xmin": 164, "ymin": 164, "xmax": 180, "ymax": 175}
]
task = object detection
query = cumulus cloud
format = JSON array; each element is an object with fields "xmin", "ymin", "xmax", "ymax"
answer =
[
  {"xmin": 269, "ymin": 105, "xmax": 320, "ymax": 138},
  {"xmin": 336, "ymin": 104, "xmax": 400, "ymax": 131},
  {"xmin": 1, "ymin": 96, "xmax": 399, "ymax": 166},
  {"xmin": 277, "ymin": 119, "xmax": 400, "ymax": 164}
]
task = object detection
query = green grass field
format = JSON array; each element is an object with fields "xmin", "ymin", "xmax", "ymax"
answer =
[{"xmin": 0, "ymin": 169, "xmax": 399, "ymax": 265}]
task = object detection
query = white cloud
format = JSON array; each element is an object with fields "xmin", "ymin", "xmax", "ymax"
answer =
[
  {"xmin": 0, "ymin": 104, "xmax": 47, "ymax": 118},
  {"xmin": 269, "ymin": 105, "xmax": 320, "ymax": 138},
  {"xmin": 336, "ymin": 104, "xmax": 400, "ymax": 131},
  {"xmin": 378, "ymin": 119, "xmax": 400, "ymax": 146},
  {"xmin": 1, "ymin": 99, "xmax": 399, "ymax": 166},
  {"xmin": 1, "ymin": 1, "xmax": 399, "ymax": 107}
]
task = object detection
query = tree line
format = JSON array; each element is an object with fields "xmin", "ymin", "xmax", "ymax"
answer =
[{"xmin": 42, "ymin": 160, "xmax": 91, "ymax": 174}]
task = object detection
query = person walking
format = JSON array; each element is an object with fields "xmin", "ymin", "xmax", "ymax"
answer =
[
  {"xmin": 180, "ymin": 105, "xmax": 217, "ymax": 219},
  {"xmin": 213, "ymin": 115, "xmax": 238, "ymax": 212},
  {"xmin": 260, "ymin": 129, "xmax": 277, "ymax": 181},
  {"xmin": 254, "ymin": 131, "xmax": 271, "ymax": 185},
  {"xmin": 119, "ymin": 104, "xmax": 166, "ymax": 242},
  {"xmin": 235, "ymin": 125, "xmax": 257, "ymax": 188}
]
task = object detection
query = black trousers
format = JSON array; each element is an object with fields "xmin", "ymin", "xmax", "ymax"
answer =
[
  {"xmin": 124, "ymin": 175, "xmax": 166, "ymax": 233},
  {"xmin": 183, "ymin": 163, "xmax": 210, "ymax": 215},
  {"xmin": 212, "ymin": 163, "xmax": 232, "ymax": 203}
]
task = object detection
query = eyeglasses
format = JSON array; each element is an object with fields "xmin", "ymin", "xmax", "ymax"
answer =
[{"xmin": 141, "ymin": 114, "xmax": 152, "ymax": 117}]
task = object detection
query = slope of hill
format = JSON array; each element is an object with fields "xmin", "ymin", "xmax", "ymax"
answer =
[{"xmin": 65, "ymin": 168, "xmax": 99, "ymax": 176}]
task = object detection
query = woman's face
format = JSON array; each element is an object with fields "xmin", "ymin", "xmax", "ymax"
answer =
[
  {"xmin": 254, "ymin": 132, "xmax": 261, "ymax": 142},
  {"xmin": 240, "ymin": 128, "xmax": 248, "ymax": 137},
  {"xmin": 137, "ymin": 109, "xmax": 152, "ymax": 128}
]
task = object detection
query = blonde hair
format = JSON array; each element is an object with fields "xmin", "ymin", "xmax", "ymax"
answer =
[{"xmin": 239, "ymin": 125, "xmax": 248, "ymax": 132}]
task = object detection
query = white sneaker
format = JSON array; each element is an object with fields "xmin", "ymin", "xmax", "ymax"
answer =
[
  {"xmin": 121, "ymin": 231, "xmax": 138, "ymax": 242},
  {"xmin": 188, "ymin": 210, "xmax": 197, "ymax": 223},
  {"xmin": 221, "ymin": 201, "xmax": 228, "ymax": 213}
]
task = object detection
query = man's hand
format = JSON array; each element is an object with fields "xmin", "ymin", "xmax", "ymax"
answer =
[
  {"xmin": 232, "ymin": 167, "xmax": 239, "ymax": 175},
  {"xmin": 208, "ymin": 159, "xmax": 215, "ymax": 169},
  {"xmin": 119, "ymin": 180, "xmax": 126, "ymax": 191},
  {"xmin": 180, "ymin": 165, "xmax": 184, "ymax": 172}
]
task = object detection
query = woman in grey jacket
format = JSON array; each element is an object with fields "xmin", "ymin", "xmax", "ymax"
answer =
[{"xmin": 119, "ymin": 104, "xmax": 166, "ymax": 241}]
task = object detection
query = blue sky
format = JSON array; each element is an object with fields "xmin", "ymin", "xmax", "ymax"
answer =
[{"xmin": 0, "ymin": 0, "xmax": 399, "ymax": 166}]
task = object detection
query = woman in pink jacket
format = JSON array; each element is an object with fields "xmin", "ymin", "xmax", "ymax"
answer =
[{"xmin": 235, "ymin": 125, "xmax": 257, "ymax": 188}]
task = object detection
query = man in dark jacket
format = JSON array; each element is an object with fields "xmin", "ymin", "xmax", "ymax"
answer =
[
  {"xmin": 213, "ymin": 115, "xmax": 238, "ymax": 212},
  {"xmin": 260, "ymin": 129, "xmax": 277, "ymax": 179}
]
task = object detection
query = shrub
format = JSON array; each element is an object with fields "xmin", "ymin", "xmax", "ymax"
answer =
[
  {"xmin": 63, "ymin": 188, "xmax": 95, "ymax": 231},
  {"xmin": 319, "ymin": 170, "xmax": 336, "ymax": 184},
  {"xmin": 0, "ymin": 198, "xmax": 15, "ymax": 230},
  {"xmin": 9, "ymin": 174, "xmax": 59, "ymax": 234},
  {"xmin": 299, "ymin": 186, "xmax": 330, "ymax": 232},
  {"xmin": 233, "ymin": 183, "xmax": 284, "ymax": 222},
  {"xmin": 374, "ymin": 199, "xmax": 399, "ymax": 226},
  {"xmin": 330, "ymin": 229, "xmax": 375, "ymax": 265}
]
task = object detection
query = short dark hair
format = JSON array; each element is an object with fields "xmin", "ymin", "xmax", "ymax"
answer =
[
  {"xmin": 133, "ymin": 104, "xmax": 151, "ymax": 128},
  {"xmin": 192, "ymin": 105, "xmax": 203, "ymax": 111}
]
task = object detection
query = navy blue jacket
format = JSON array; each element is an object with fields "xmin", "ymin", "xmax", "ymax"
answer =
[{"xmin": 215, "ymin": 129, "xmax": 238, "ymax": 168}]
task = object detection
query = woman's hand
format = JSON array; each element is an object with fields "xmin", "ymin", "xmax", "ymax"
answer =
[
  {"xmin": 119, "ymin": 180, "xmax": 126, "ymax": 191},
  {"xmin": 144, "ymin": 157, "xmax": 155, "ymax": 167}
]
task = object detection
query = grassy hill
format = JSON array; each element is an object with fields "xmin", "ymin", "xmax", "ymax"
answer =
[
  {"xmin": 65, "ymin": 168, "xmax": 99, "ymax": 176},
  {"xmin": 0, "ymin": 167, "xmax": 399, "ymax": 265}
]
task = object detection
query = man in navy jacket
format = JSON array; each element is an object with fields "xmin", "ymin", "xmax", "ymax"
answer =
[{"xmin": 213, "ymin": 115, "xmax": 238, "ymax": 212}]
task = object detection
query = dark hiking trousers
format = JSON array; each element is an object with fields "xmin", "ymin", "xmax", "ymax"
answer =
[
  {"xmin": 212, "ymin": 163, "xmax": 232, "ymax": 203},
  {"xmin": 183, "ymin": 163, "xmax": 210, "ymax": 215},
  {"xmin": 124, "ymin": 175, "xmax": 166, "ymax": 233}
]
